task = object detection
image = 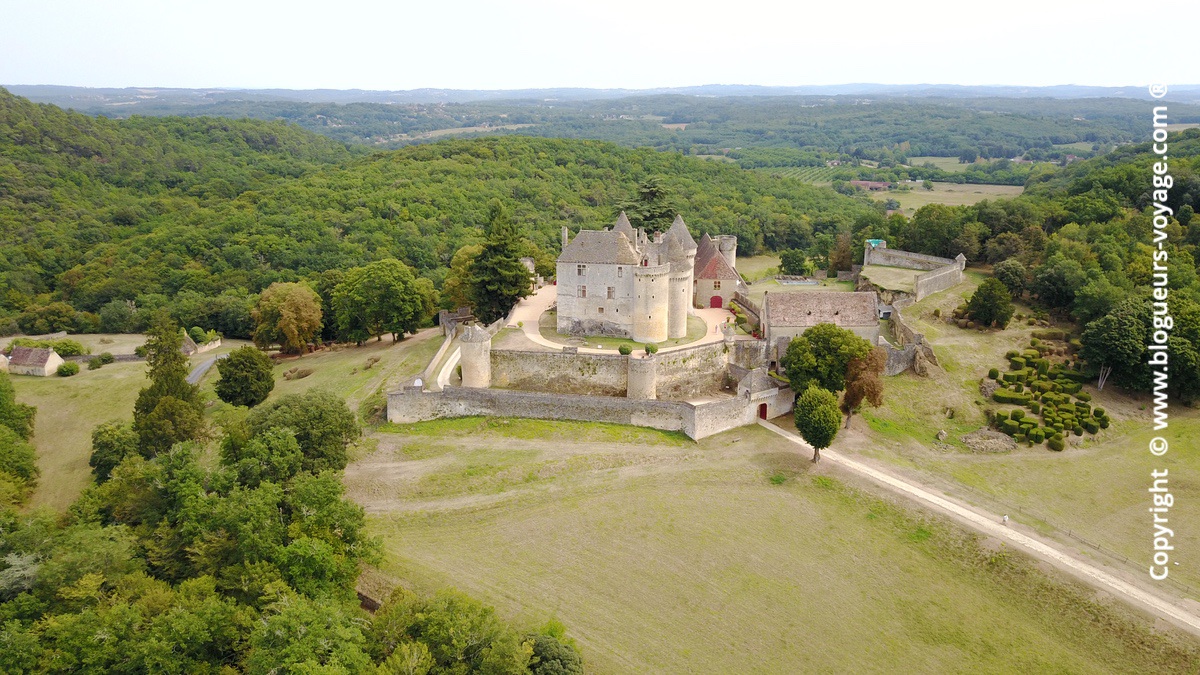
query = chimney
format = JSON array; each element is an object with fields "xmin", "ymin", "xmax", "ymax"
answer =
[{"xmin": 562, "ymin": 226, "xmax": 569, "ymax": 248}]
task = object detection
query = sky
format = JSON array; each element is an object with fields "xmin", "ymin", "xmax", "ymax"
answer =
[{"xmin": 1, "ymin": 0, "xmax": 1195, "ymax": 91}]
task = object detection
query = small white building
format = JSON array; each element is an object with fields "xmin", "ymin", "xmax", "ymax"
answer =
[{"xmin": 6, "ymin": 346, "xmax": 65, "ymax": 377}]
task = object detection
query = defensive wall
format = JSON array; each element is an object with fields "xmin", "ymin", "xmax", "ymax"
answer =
[
  {"xmin": 862, "ymin": 241, "xmax": 966, "ymax": 302},
  {"xmin": 879, "ymin": 298, "xmax": 939, "ymax": 375},
  {"xmin": 913, "ymin": 263, "xmax": 964, "ymax": 302},
  {"xmin": 864, "ymin": 245, "xmax": 956, "ymax": 271},
  {"xmin": 386, "ymin": 382, "xmax": 793, "ymax": 441}
]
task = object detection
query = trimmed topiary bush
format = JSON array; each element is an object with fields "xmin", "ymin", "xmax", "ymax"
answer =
[
  {"xmin": 644, "ymin": 343, "xmax": 658, "ymax": 354},
  {"xmin": 1010, "ymin": 409, "xmax": 1025, "ymax": 421},
  {"xmin": 1093, "ymin": 407, "xmax": 1105, "ymax": 418},
  {"xmin": 87, "ymin": 357, "xmax": 103, "ymax": 370},
  {"xmin": 1048, "ymin": 437, "xmax": 1065, "ymax": 452},
  {"xmin": 1010, "ymin": 357, "xmax": 1026, "ymax": 370},
  {"xmin": 994, "ymin": 410, "xmax": 1009, "ymax": 422},
  {"xmin": 1001, "ymin": 419, "xmax": 1021, "ymax": 435},
  {"xmin": 1073, "ymin": 426, "xmax": 1084, "ymax": 436},
  {"xmin": 1099, "ymin": 417, "xmax": 1110, "ymax": 429},
  {"xmin": 618, "ymin": 344, "xmax": 633, "ymax": 355},
  {"xmin": 988, "ymin": 368, "xmax": 1000, "ymax": 380}
]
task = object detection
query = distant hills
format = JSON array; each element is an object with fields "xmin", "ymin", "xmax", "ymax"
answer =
[{"xmin": 8, "ymin": 83, "xmax": 1200, "ymax": 108}]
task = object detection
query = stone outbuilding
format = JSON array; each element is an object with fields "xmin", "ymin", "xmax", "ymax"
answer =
[
  {"xmin": 6, "ymin": 346, "xmax": 64, "ymax": 377},
  {"xmin": 761, "ymin": 291, "xmax": 880, "ymax": 364},
  {"xmin": 0, "ymin": 352, "xmax": 8, "ymax": 373},
  {"xmin": 693, "ymin": 232, "xmax": 744, "ymax": 309}
]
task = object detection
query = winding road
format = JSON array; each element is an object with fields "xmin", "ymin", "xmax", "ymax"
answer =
[
  {"xmin": 186, "ymin": 353, "xmax": 227, "ymax": 385},
  {"xmin": 759, "ymin": 420, "xmax": 1200, "ymax": 637}
]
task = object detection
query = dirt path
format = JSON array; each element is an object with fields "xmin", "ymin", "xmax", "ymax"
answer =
[{"xmin": 758, "ymin": 420, "xmax": 1200, "ymax": 637}]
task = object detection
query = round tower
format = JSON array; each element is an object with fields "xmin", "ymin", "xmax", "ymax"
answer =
[
  {"xmin": 716, "ymin": 235, "xmax": 737, "ymax": 270},
  {"xmin": 458, "ymin": 324, "xmax": 492, "ymax": 388},
  {"xmin": 668, "ymin": 264, "xmax": 692, "ymax": 339},
  {"xmin": 632, "ymin": 265, "xmax": 669, "ymax": 343},
  {"xmin": 626, "ymin": 354, "xmax": 657, "ymax": 400}
]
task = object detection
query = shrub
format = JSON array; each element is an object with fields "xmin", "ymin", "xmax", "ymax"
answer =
[
  {"xmin": 618, "ymin": 344, "xmax": 632, "ymax": 355},
  {"xmin": 7, "ymin": 337, "xmax": 90, "ymax": 356},
  {"xmin": 957, "ymin": 319, "xmax": 968, "ymax": 329},
  {"xmin": 87, "ymin": 357, "xmax": 103, "ymax": 370},
  {"xmin": 1010, "ymin": 357, "xmax": 1026, "ymax": 370},
  {"xmin": 1010, "ymin": 409, "xmax": 1025, "ymax": 420},
  {"xmin": 56, "ymin": 362, "xmax": 80, "ymax": 377},
  {"xmin": 283, "ymin": 367, "xmax": 314, "ymax": 381},
  {"xmin": 1099, "ymin": 417, "xmax": 1110, "ymax": 429},
  {"xmin": 1029, "ymin": 428, "xmax": 1045, "ymax": 444},
  {"xmin": 988, "ymin": 368, "xmax": 1000, "ymax": 380},
  {"xmin": 993, "ymin": 389, "xmax": 1031, "ymax": 405},
  {"xmin": 1076, "ymin": 392, "xmax": 1091, "ymax": 402},
  {"xmin": 1014, "ymin": 433, "xmax": 1027, "ymax": 443},
  {"xmin": 188, "ymin": 326, "xmax": 208, "ymax": 345},
  {"xmin": 1032, "ymin": 328, "xmax": 1067, "ymax": 341},
  {"xmin": 1083, "ymin": 420, "xmax": 1099, "ymax": 434},
  {"xmin": 1004, "ymin": 350, "xmax": 1019, "ymax": 360},
  {"xmin": 1001, "ymin": 419, "xmax": 1021, "ymax": 435},
  {"xmin": 932, "ymin": 308, "xmax": 941, "ymax": 318},
  {"xmin": 134, "ymin": 345, "xmax": 148, "ymax": 358},
  {"xmin": 644, "ymin": 343, "xmax": 658, "ymax": 354},
  {"xmin": 1073, "ymin": 426, "xmax": 1084, "ymax": 436},
  {"xmin": 1048, "ymin": 437, "xmax": 1065, "ymax": 452},
  {"xmin": 1093, "ymin": 407, "xmax": 1105, "ymax": 418},
  {"xmin": 1028, "ymin": 401, "xmax": 1041, "ymax": 414},
  {"xmin": 99, "ymin": 352, "xmax": 115, "ymax": 364},
  {"xmin": 1013, "ymin": 383, "xmax": 1024, "ymax": 393}
]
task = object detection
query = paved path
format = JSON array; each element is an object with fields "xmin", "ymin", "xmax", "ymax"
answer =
[
  {"xmin": 186, "ymin": 353, "xmax": 227, "ymax": 385},
  {"xmin": 507, "ymin": 285, "xmax": 744, "ymax": 355},
  {"xmin": 759, "ymin": 420, "xmax": 1200, "ymax": 637}
]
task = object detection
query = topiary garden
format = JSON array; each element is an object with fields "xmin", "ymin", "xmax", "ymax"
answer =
[{"xmin": 986, "ymin": 333, "xmax": 1110, "ymax": 451}]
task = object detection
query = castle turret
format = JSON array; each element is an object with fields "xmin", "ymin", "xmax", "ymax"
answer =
[
  {"xmin": 459, "ymin": 324, "xmax": 491, "ymax": 388},
  {"xmin": 716, "ymin": 235, "xmax": 737, "ymax": 270},
  {"xmin": 665, "ymin": 215, "xmax": 697, "ymax": 339},
  {"xmin": 632, "ymin": 264, "xmax": 670, "ymax": 343},
  {"xmin": 626, "ymin": 354, "xmax": 657, "ymax": 400}
]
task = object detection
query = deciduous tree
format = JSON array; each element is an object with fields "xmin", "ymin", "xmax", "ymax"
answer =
[
  {"xmin": 840, "ymin": 347, "xmax": 886, "ymax": 427},
  {"xmin": 216, "ymin": 346, "xmax": 276, "ymax": 408},
  {"xmin": 781, "ymin": 323, "xmax": 873, "ymax": 393},
  {"xmin": 252, "ymin": 282, "xmax": 322, "ymax": 354},
  {"xmin": 793, "ymin": 385, "xmax": 841, "ymax": 462}
]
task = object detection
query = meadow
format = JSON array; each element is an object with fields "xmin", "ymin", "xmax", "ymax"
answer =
[
  {"xmin": 11, "ymin": 329, "xmax": 444, "ymax": 510},
  {"xmin": 888, "ymin": 182, "xmax": 1024, "ymax": 213},
  {"xmin": 851, "ymin": 273, "xmax": 1200, "ymax": 592},
  {"xmin": 353, "ymin": 420, "xmax": 1200, "ymax": 673},
  {"xmin": 755, "ymin": 165, "xmax": 840, "ymax": 183}
]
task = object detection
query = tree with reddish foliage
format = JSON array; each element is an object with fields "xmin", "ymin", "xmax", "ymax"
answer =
[{"xmin": 840, "ymin": 347, "xmax": 886, "ymax": 427}]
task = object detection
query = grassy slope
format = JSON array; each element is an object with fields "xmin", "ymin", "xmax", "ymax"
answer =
[
  {"xmin": 14, "ymin": 329, "xmax": 443, "ymax": 511},
  {"xmin": 357, "ymin": 421, "xmax": 1199, "ymax": 673},
  {"xmin": 889, "ymin": 182, "xmax": 1024, "ymax": 214},
  {"xmin": 855, "ymin": 272, "xmax": 1200, "ymax": 591}
]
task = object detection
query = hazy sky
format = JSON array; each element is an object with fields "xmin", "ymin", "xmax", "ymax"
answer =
[{"xmin": 1, "ymin": 0, "xmax": 1194, "ymax": 90}]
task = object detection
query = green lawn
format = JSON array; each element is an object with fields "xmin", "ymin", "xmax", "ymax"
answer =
[
  {"xmin": 860, "ymin": 265, "xmax": 921, "ymax": 293},
  {"xmin": 735, "ymin": 254, "xmax": 780, "ymax": 283},
  {"xmin": 745, "ymin": 278, "xmax": 854, "ymax": 304},
  {"xmin": 354, "ymin": 421, "xmax": 1200, "ymax": 673},
  {"xmin": 889, "ymin": 182, "xmax": 1024, "ymax": 214}
]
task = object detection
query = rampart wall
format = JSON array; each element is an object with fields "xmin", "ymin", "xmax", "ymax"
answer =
[
  {"xmin": 864, "ymin": 247, "xmax": 955, "ymax": 271},
  {"xmin": 913, "ymin": 264, "xmax": 963, "ymax": 301}
]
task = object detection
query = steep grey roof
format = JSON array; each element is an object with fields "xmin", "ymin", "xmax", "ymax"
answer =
[
  {"xmin": 612, "ymin": 211, "xmax": 635, "ymax": 239},
  {"xmin": 765, "ymin": 292, "xmax": 878, "ymax": 328},
  {"xmin": 738, "ymin": 368, "xmax": 780, "ymax": 395},
  {"xmin": 180, "ymin": 331, "xmax": 199, "ymax": 355},
  {"xmin": 694, "ymin": 232, "xmax": 740, "ymax": 281},
  {"xmin": 558, "ymin": 229, "xmax": 641, "ymax": 265},
  {"xmin": 665, "ymin": 215, "xmax": 697, "ymax": 252},
  {"xmin": 7, "ymin": 346, "xmax": 56, "ymax": 367}
]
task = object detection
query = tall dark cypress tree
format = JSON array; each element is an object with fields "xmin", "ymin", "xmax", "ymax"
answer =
[
  {"xmin": 468, "ymin": 200, "xmax": 532, "ymax": 324},
  {"xmin": 133, "ymin": 313, "xmax": 204, "ymax": 455}
]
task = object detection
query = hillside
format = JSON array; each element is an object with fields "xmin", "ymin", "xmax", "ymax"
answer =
[{"xmin": 0, "ymin": 89, "xmax": 882, "ymax": 337}]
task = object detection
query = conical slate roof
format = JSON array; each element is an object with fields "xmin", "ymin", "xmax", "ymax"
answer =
[
  {"xmin": 666, "ymin": 215, "xmax": 697, "ymax": 251},
  {"xmin": 613, "ymin": 211, "xmax": 635, "ymax": 239}
]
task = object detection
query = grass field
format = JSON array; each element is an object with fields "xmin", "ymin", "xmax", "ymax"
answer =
[
  {"xmin": 889, "ymin": 182, "xmax": 1024, "ymax": 213},
  {"xmin": 744, "ymin": 278, "xmax": 854, "ymax": 304},
  {"xmin": 12, "ymin": 329, "xmax": 443, "ymax": 511},
  {"xmin": 736, "ymin": 254, "xmax": 780, "ymax": 282},
  {"xmin": 907, "ymin": 156, "xmax": 988, "ymax": 172},
  {"xmin": 353, "ymin": 420, "xmax": 1200, "ymax": 673},
  {"xmin": 859, "ymin": 265, "xmax": 921, "ymax": 293},
  {"xmin": 848, "ymin": 272, "xmax": 1200, "ymax": 592}
]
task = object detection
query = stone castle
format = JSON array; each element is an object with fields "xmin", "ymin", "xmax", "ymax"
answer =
[{"xmin": 556, "ymin": 213, "xmax": 739, "ymax": 343}]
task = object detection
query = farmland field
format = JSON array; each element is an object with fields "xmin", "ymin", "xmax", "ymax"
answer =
[
  {"xmin": 889, "ymin": 181, "xmax": 1024, "ymax": 213},
  {"xmin": 755, "ymin": 165, "xmax": 841, "ymax": 183},
  {"xmin": 353, "ymin": 419, "xmax": 1200, "ymax": 673}
]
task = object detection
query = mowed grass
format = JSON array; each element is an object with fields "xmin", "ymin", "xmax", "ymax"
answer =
[
  {"xmin": 745, "ymin": 279, "xmax": 854, "ymax": 304},
  {"xmin": 850, "ymin": 271, "xmax": 1200, "ymax": 590},
  {"xmin": 13, "ymin": 329, "xmax": 444, "ymax": 510},
  {"xmin": 735, "ymin": 254, "xmax": 780, "ymax": 282},
  {"xmin": 907, "ymin": 156, "xmax": 995, "ymax": 172},
  {"xmin": 889, "ymin": 182, "xmax": 1024, "ymax": 214},
  {"xmin": 860, "ymin": 264, "xmax": 921, "ymax": 293},
  {"xmin": 11, "ymin": 360, "xmax": 148, "ymax": 510},
  {"xmin": 356, "ymin": 421, "xmax": 1200, "ymax": 673}
]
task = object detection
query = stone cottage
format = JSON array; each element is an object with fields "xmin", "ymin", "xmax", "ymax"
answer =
[
  {"xmin": 761, "ymin": 291, "xmax": 879, "ymax": 364},
  {"xmin": 6, "ymin": 346, "xmax": 64, "ymax": 377},
  {"xmin": 693, "ymin": 232, "xmax": 744, "ymax": 309}
]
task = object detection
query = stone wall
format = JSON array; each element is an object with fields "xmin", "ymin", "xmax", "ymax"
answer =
[
  {"xmin": 64, "ymin": 353, "xmax": 144, "ymax": 364},
  {"xmin": 386, "ymin": 385, "xmax": 796, "ymax": 440},
  {"xmin": 654, "ymin": 342, "xmax": 730, "ymax": 399},
  {"xmin": 864, "ymin": 247, "xmax": 955, "ymax": 271},
  {"xmin": 491, "ymin": 350, "xmax": 628, "ymax": 396},
  {"xmin": 887, "ymin": 298, "xmax": 939, "ymax": 371},
  {"xmin": 731, "ymin": 292, "xmax": 760, "ymax": 328},
  {"xmin": 913, "ymin": 264, "xmax": 963, "ymax": 301}
]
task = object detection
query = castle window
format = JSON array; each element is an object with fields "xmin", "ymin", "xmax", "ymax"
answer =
[
  {"xmin": 618, "ymin": 267, "xmax": 623, "ymax": 278},
  {"xmin": 577, "ymin": 264, "xmax": 586, "ymax": 276},
  {"xmin": 579, "ymin": 286, "xmax": 587, "ymax": 298},
  {"xmin": 598, "ymin": 307, "xmax": 604, "ymax": 314},
  {"xmin": 607, "ymin": 287, "xmax": 615, "ymax": 299},
  {"xmin": 713, "ymin": 280, "xmax": 721, "ymax": 290}
]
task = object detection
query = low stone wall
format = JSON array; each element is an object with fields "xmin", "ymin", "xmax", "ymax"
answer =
[
  {"xmin": 886, "ymin": 298, "xmax": 939, "ymax": 372},
  {"xmin": 864, "ymin": 247, "xmax": 955, "ymax": 271},
  {"xmin": 731, "ymin": 292, "xmax": 761, "ymax": 328},
  {"xmin": 387, "ymin": 384, "xmax": 795, "ymax": 440},
  {"xmin": 654, "ymin": 342, "xmax": 730, "ymax": 399},
  {"xmin": 913, "ymin": 264, "xmax": 963, "ymax": 301}
]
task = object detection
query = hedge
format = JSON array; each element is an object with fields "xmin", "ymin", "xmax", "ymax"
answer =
[
  {"xmin": 1010, "ymin": 409, "xmax": 1025, "ymax": 420},
  {"xmin": 1001, "ymin": 420, "xmax": 1021, "ymax": 435},
  {"xmin": 1032, "ymin": 329, "xmax": 1067, "ymax": 341},
  {"xmin": 56, "ymin": 362, "xmax": 80, "ymax": 377},
  {"xmin": 993, "ymin": 390, "xmax": 1031, "ymax": 404},
  {"xmin": 1048, "ymin": 437, "xmax": 1065, "ymax": 452},
  {"xmin": 1010, "ymin": 357, "xmax": 1026, "ymax": 370},
  {"xmin": 1093, "ymin": 407, "xmax": 1105, "ymax": 418}
]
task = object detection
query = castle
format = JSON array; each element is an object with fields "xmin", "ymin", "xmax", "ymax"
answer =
[{"xmin": 556, "ymin": 212, "xmax": 740, "ymax": 342}]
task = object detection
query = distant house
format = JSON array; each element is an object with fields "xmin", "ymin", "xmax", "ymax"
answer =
[
  {"xmin": 761, "ymin": 291, "xmax": 879, "ymax": 364},
  {"xmin": 693, "ymin": 232, "xmax": 744, "ymax": 309},
  {"xmin": 0, "ymin": 352, "xmax": 8, "ymax": 373},
  {"xmin": 849, "ymin": 180, "xmax": 891, "ymax": 191},
  {"xmin": 7, "ymin": 346, "xmax": 64, "ymax": 377}
]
